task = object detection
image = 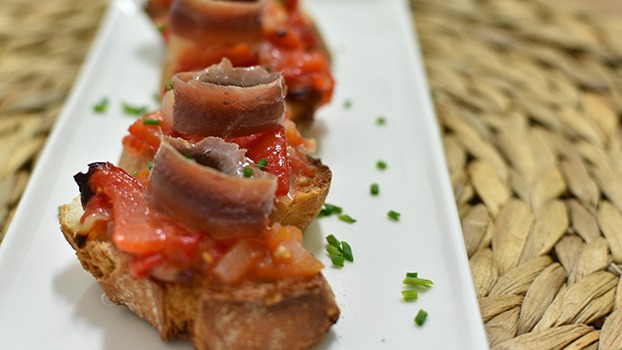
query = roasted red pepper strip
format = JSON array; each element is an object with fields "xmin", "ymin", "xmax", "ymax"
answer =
[
  {"xmin": 77, "ymin": 162, "xmax": 200, "ymax": 259},
  {"xmin": 230, "ymin": 125, "xmax": 290, "ymax": 196}
]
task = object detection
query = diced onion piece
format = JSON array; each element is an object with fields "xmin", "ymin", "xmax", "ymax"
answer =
[{"xmin": 213, "ymin": 240, "xmax": 258, "ymax": 284}]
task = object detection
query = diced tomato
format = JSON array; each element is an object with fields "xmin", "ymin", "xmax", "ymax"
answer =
[
  {"xmin": 272, "ymin": 238, "xmax": 323, "ymax": 277},
  {"xmin": 122, "ymin": 112, "xmax": 166, "ymax": 157},
  {"xmin": 130, "ymin": 254, "xmax": 165, "ymax": 279},
  {"xmin": 264, "ymin": 223, "xmax": 303, "ymax": 251},
  {"xmin": 161, "ymin": 233, "xmax": 201, "ymax": 265},
  {"xmin": 288, "ymin": 152, "xmax": 316, "ymax": 178},
  {"xmin": 222, "ymin": 44, "xmax": 258, "ymax": 67},
  {"xmin": 282, "ymin": 117, "xmax": 307, "ymax": 149},
  {"xmin": 253, "ymin": 224, "xmax": 323, "ymax": 280},
  {"xmin": 263, "ymin": 29, "xmax": 304, "ymax": 50},
  {"xmin": 277, "ymin": 0, "xmax": 299, "ymax": 13},
  {"xmin": 175, "ymin": 44, "xmax": 259, "ymax": 75},
  {"xmin": 258, "ymin": 47, "xmax": 334, "ymax": 103},
  {"xmin": 230, "ymin": 126, "xmax": 290, "ymax": 196}
]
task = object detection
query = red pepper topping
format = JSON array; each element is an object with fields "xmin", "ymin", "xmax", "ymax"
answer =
[{"xmin": 231, "ymin": 125, "xmax": 291, "ymax": 196}]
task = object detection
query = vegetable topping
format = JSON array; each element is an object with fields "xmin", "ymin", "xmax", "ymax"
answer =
[
  {"xmin": 414, "ymin": 309, "xmax": 428, "ymax": 326},
  {"xmin": 74, "ymin": 161, "xmax": 322, "ymax": 284}
]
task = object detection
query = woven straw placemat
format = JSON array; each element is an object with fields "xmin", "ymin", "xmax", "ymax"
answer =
[
  {"xmin": 0, "ymin": 0, "xmax": 108, "ymax": 235},
  {"xmin": 1, "ymin": 0, "xmax": 621, "ymax": 348},
  {"xmin": 412, "ymin": 0, "xmax": 622, "ymax": 348}
]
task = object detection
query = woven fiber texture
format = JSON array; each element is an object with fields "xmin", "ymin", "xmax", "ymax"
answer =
[
  {"xmin": 1, "ymin": 0, "xmax": 621, "ymax": 348},
  {"xmin": 411, "ymin": 0, "xmax": 622, "ymax": 348},
  {"xmin": 0, "ymin": 0, "xmax": 108, "ymax": 238}
]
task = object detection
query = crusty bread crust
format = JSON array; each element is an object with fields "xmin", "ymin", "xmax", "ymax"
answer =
[
  {"xmin": 271, "ymin": 156, "xmax": 330, "ymax": 230},
  {"xmin": 59, "ymin": 198, "xmax": 339, "ymax": 350}
]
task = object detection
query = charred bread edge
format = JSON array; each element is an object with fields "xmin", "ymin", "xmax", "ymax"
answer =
[{"xmin": 59, "ymin": 198, "xmax": 339, "ymax": 350}]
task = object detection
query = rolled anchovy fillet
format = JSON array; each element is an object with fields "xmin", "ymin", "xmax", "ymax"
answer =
[
  {"xmin": 170, "ymin": 0, "xmax": 264, "ymax": 44},
  {"xmin": 147, "ymin": 136, "xmax": 277, "ymax": 239},
  {"xmin": 172, "ymin": 58, "xmax": 286, "ymax": 138}
]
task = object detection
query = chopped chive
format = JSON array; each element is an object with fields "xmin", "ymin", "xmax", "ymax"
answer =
[
  {"xmin": 326, "ymin": 234, "xmax": 341, "ymax": 249},
  {"xmin": 405, "ymin": 272, "xmax": 419, "ymax": 278},
  {"xmin": 330, "ymin": 254, "xmax": 345, "ymax": 267},
  {"xmin": 326, "ymin": 235, "xmax": 354, "ymax": 266},
  {"xmin": 376, "ymin": 160, "xmax": 387, "ymax": 170},
  {"xmin": 157, "ymin": 23, "xmax": 166, "ymax": 33},
  {"xmin": 376, "ymin": 116, "xmax": 386, "ymax": 125},
  {"xmin": 403, "ymin": 277, "xmax": 434, "ymax": 288},
  {"xmin": 324, "ymin": 203, "xmax": 343, "ymax": 214},
  {"xmin": 370, "ymin": 183, "xmax": 379, "ymax": 196},
  {"xmin": 243, "ymin": 167, "xmax": 253, "ymax": 178},
  {"xmin": 341, "ymin": 241, "xmax": 354, "ymax": 262},
  {"xmin": 257, "ymin": 158, "xmax": 268, "ymax": 170},
  {"xmin": 147, "ymin": 161, "xmax": 154, "ymax": 170},
  {"xmin": 122, "ymin": 102, "xmax": 148, "ymax": 116},
  {"xmin": 414, "ymin": 309, "xmax": 428, "ymax": 326},
  {"xmin": 401, "ymin": 290, "xmax": 419, "ymax": 302},
  {"xmin": 93, "ymin": 97, "xmax": 109, "ymax": 113},
  {"xmin": 318, "ymin": 203, "xmax": 344, "ymax": 217},
  {"xmin": 142, "ymin": 119, "xmax": 161, "ymax": 126},
  {"xmin": 343, "ymin": 99, "xmax": 352, "ymax": 109},
  {"xmin": 338, "ymin": 214, "xmax": 356, "ymax": 224},
  {"xmin": 164, "ymin": 81, "xmax": 173, "ymax": 91},
  {"xmin": 184, "ymin": 153, "xmax": 193, "ymax": 159},
  {"xmin": 388, "ymin": 210, "xmax": 401, "ymax": 221},
  {"xmin": 326, "ymin": 245, "xmax": 342, "ymax": 257}
]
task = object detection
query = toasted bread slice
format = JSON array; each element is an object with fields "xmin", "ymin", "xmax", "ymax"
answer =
[{"xmin": 60, "ymin": 198, "xmax": 339, "ymax": 350}]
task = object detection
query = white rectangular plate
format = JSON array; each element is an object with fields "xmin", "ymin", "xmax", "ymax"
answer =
[{"xmin": 0, "ymin": 0, "xmax": 488, "ymax": 348}]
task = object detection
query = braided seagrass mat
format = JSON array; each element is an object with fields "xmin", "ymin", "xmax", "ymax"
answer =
[
  {"xmin": 0, "ymin": 0, "xmax": 108, "ymax": 236},
  {"xmin": 1, "ymin": 0, "xmax": 622, "ymax": 348},
  {"xmin": 411, "ymin": 0, "xmax": 622, "ymax": 348}
]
